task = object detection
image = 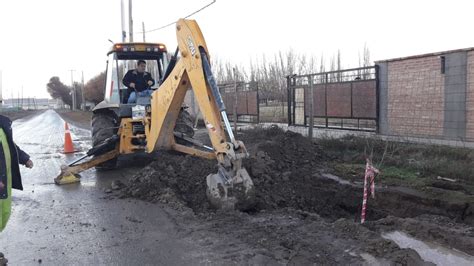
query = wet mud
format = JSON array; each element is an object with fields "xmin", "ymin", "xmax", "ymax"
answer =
[{"xmin": 112, "ymin": 126, "xmax": 474, "ymax": 264}]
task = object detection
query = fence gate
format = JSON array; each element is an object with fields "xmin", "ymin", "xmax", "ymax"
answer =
[
  {"xmin": 219, "ymin": 81, "xmax": 259, "ymax": 123},
  {"xmin": 287, "ymin": 66, "xmax": 378, "ymax": 131}
]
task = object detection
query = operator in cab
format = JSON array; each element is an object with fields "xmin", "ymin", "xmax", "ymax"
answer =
[{"xmin": 122, "ymin": 60, "xmax": 155, "ymax": 103}]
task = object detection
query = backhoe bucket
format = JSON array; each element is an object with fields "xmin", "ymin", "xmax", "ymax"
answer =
[
  {"xmin": 55, "ymin": 165, "xmax": 81, "ymax": 185},
  {"xmin": 54, "ymin": 150, "xmax": 119, "ymax": 185},
  {"xmin": 206, "ymin": 166, "xmax": 255, "ymax": 210}
]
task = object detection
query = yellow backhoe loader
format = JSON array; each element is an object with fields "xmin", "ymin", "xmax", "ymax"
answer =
[{"xmin": 55, "ymin": 19, "xmax": 254, "ymax": 210}]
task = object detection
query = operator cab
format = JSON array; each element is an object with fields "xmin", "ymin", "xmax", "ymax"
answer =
[{"xmin": 104, "ymin": 42, "xmax": 169, "ymax": 105}]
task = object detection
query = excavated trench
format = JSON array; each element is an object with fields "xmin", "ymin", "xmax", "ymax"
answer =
[{"xmin": 120, "ymin": 126, "xmax": 473, "ymax": 225}]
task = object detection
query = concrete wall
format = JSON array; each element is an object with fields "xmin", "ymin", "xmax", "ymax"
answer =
[
  {"xmin": 377, "ymin": 48, "xmax": 474, "ymax": 142},
  {"xmin": 467, "ymin": 51, "xmax": 474, "ymax": 141},
  {"xmin": 443, "ymin": 52, "xmax": 467, "ymax": 139},
  {"xmin": 378, "ymin": 62, "xmax": 389, "ymax": 134}
]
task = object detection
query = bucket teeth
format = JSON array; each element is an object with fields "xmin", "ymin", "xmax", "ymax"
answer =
[{"xmin": 206, "ymin": 166, "xmax": 255, "ymax": 210}]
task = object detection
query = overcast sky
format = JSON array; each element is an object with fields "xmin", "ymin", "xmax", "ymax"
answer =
[{"xmin": 0, "ymin": 0, "xmax": 473, "ymax": 99}]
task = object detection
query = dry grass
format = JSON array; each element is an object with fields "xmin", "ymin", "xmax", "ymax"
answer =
[
  {"xmin": 0, "ymin": 109, "xmax": 43, "ymax": 121},
  {"xmin": 55, "ymin": 109, "xmax": 93, "ymax": 130},
  {"xmin": 318, "ymin": 135, "xmax": 474, "ymax": 185}
]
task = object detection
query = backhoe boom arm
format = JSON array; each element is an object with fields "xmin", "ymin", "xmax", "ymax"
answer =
[{"xmin": 145, "ymin": 19, "xmax": 254, "ymax": 209}]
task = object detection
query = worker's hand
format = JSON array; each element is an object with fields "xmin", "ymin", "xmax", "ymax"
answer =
[
  {"xmin": 129, "ymin": 82, "xmax": 135, "ymax": 88},
  {"xmin": 147, "ymin": 80, "xmax": 153, "ymax": 86},
  {"xmin": 25, "ymin": 159, "xmax": 34, "ymax": 169},
  {"xmin": 0, "ymin": 181, "xmax": 4, "ymax": 189}
]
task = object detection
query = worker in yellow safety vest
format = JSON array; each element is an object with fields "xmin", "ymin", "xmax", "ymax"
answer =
[{"xmin": 0, "ymin": 115, "xmax": 33, "ymax": 265}]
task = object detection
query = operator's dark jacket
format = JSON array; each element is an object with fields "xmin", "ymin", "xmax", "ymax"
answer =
[
  {"xmin": 0, "ymin": 115, "xmax": 30, "ymax": 191},
  {"xmin": 122, "ymin": 69, "xmax": 155, "ymax": 93}
]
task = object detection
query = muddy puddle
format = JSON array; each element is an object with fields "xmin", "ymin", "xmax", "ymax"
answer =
[{"xmin": 383, "ymin": 231, "xmax": 474, "ymax": 265}]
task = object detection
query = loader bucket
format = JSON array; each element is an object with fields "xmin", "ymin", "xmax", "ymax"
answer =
[{"xmin": 206, "ymin": 166, "xmax": 255, "ymax": 210}]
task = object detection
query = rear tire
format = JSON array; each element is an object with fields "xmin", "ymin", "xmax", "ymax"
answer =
[
  {"xmin": 91, "ymin": 111, "xmax": 118, "ymax": 169},
  {"xmin": 175, "ymin": 108, "xmax": 195, "ymax": 138}
]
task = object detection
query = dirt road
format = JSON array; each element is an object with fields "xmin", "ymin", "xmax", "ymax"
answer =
[{"xmin": 1, "ymin": 110, "xmax": 473, "ymax": 265}]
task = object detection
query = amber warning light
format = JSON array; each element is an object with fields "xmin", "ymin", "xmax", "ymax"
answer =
[{"xmin": 114, "ymin": 44, "xmax": 166, "ymax": 52}]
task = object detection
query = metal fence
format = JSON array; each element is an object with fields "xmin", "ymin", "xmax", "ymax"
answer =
[
  {"xmin": 219, "ymin": 81, "xmax": 259, "ymax": 123},
  {"xmin": 287, "ymin": 66, "xmax": 378, "ymax": 132}
]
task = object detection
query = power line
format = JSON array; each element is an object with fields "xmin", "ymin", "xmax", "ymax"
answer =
[{"xmin": 135, "ymin": 0, "xmax": 216, "ymax": 34}]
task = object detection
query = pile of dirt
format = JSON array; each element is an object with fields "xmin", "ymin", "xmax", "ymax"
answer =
[
  {"xmin": 119, "ymin": 126, "xmax": 362, "ymax": 219},
  {"xmin": 121, "ymin": 152, "xmax": 216, "ymax": 212},
  {"xmin": 239, "ymin": 127, "xmax": 363, "ymax": 219},
  {"xmin": 119, "ymin": 126, "xmax": 473, "ymax": 225}
]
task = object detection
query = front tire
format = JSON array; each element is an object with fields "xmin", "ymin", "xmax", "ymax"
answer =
[{"xmin": 91, "ymin": 111, "xmax": 118, "ymax": 169}]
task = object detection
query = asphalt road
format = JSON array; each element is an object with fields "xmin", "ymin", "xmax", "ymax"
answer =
[{"xmin": 0, "ymin": 110, "xmax": 206, "ymax": 265}]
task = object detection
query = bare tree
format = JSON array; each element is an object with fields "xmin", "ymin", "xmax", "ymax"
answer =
[
  {"xmin": 329, "ymin": 54, "xmax": 336, "ymax": 82},
  {"xmin": 363, "ymin": 43, "xmax": 371, "ymax": 67},
  {"xmin": 337, "ymin": 50, "xmax": 342, "ymax": 82},
  {"xmin": 210, "ymin": 48, "xmax": 353, "ymax": 104},
  {"xmin": 358, "ymin": 44, "xmax": 372, "ymax": 79},
  {"xmin": 72, "ymin": 81, "xmax": 83, "ymax": 109},
  {"xmin": 362, "ymin": 44, "xmax": 371, "ymax": 79}
]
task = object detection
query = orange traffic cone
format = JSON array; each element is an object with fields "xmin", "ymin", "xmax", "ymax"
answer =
[{"xmin": 63, "ymin": 122, "xmax": 75, "ymax": 154}]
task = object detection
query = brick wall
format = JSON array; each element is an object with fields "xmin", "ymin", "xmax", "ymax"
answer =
[
  {"xmin": 467, "ymin": 51, "xmax": 474, "ymax": 141},
  {"xmin": 387, "ymin": 56, "xmax": 445, "ymax": 138}
]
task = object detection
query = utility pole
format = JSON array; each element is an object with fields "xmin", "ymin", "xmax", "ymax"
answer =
[
  {"xmin": 128, "ymin": 0, "xmax": 133, "ymax": 42},
  {"xmin": 308, "ymin": 75, "xmax": 314, "ymax": 139},
  {"xmin": 69, "ymin": 69, "xmax": 75, "ymax": 110},
  {"xmin": 121, "ymin": 0, "xmax": 127, "ymax": 42},
  {"xmin": 142, "ymin": 22, "xmax": 146, "ymax": 42},
  {"xmin": 233, "ymin": 68, "xmax": 238, "ymax": 132},
  {"xmin": 81, "ymin": 71, "xmax": 85, "ymax": 110}
]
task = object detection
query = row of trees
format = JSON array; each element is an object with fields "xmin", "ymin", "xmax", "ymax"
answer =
[
  {"xmin": 212, "ymin": 45, "xmax": 371, "ymax": 102},
  {"xmin": 46, "ymin": 72, "xmax": 105, "ymax": 109}
]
